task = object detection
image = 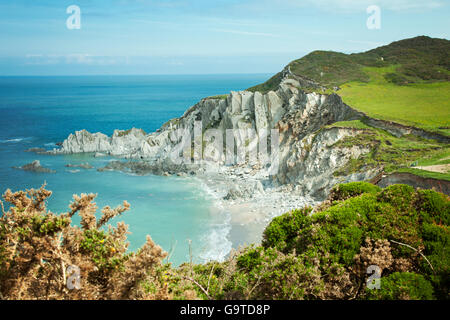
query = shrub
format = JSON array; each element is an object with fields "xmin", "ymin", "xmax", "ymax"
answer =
[
  {"xmin": 230, "ymin": 247, "xmax": 323, "ymax": 299},
  {"xmin": 254, "ymin": 183, "xmax": 448, "ymax": 300},
  {"xmin": 415, "ymin": 189, "xmax": 450, "ymax": 225},
  {"xmin": 0, "ymin": 185, "xmax": 168, "ymax": 300},
  {"xmin": 329, "ymin": 182, "xmax": 381, "ymax": 201},
  {"xmin": 1, "ymin": 182, "xmax": 448, "ymax": 300},
  {"xmin": 365, "ymin": 272, "xmax": 434, "ymax": 300},
  {"xmin": 420, "ymin": 222, "xmax": 450, "ymax": 298},
  {"xmin": 262, "ymin": 207, "xmax": 312, "ymax": 252},
  {"xmin": 377, "ymin": 184, "xmax": 415, "ymax": 210}
]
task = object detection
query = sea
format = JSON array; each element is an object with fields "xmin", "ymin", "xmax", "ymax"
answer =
[{"xmin": 0, "ymin": 74, "xmax": 271, "ymax": 266}]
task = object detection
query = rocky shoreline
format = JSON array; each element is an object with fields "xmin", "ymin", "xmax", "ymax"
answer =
[
  {"xmin": 50, "ymin": 76, "xmax": 380, "ymax": 193},
  {"xmin": 41, "ymin": 72, "xmax": 450, "ymax": 252},
  {"xmin": 42, "ymin": 75, "xmax": 385, "ymax": 234},
  {"xmin": 32, "ymin": 73, "xmax": 448, "ymax": 251},
  {"xmin": 93, "ymin": 157, "xmax": 319, "ymax": 244}
]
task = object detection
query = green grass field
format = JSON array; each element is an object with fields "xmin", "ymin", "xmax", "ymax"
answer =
[{"xmin": 338, "ymin": 67, "xmax": 450, "ymax": 136}]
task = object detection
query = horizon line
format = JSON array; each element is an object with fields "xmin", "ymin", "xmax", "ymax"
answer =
[{"xmin": 0, "ymin": 72, "xmax": 275, "ymax": 77}]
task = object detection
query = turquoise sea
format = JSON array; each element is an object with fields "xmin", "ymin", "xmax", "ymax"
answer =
[{"xmin": 0, "ymin": 74, "xmax": 270, "ymax": 265}]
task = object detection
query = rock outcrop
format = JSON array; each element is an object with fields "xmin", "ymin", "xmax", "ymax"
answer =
[
  {"xmin": 59, "ymin": 128, "xmax": 146, "ymax": 156},
  {"xmin": 51, "ymin": 77, "xmax": 386, "ymax": 199},
  {"xmin": 24, "ymin": 147, "xmax": 46, "ymax": 153},
  {"xmin": 65, "ymin": 163, "xmax": 94, "ymax": 169},
  {"xmin": 13, "ymin": 160, "xmax": 55, "ymax": 173}
]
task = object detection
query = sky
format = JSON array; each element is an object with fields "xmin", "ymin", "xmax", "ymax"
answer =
[{"xmin": 0, "ymin": 0, "xmax": 449, "ymax": 75}]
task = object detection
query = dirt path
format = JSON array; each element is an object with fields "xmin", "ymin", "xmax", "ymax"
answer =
[{"xmin": 415, "ymin": 164, "xmax": 450, "ymax": 174}]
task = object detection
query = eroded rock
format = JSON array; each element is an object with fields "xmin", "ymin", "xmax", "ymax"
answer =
[{"xmin": 13, "ymin": 160, "xmax": 55, "ymax": 173}]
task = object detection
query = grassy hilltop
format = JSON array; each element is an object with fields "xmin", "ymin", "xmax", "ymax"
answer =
[
  {"xmin": 250, "ymin": 36, "xmax": 450, "ymax": 181},
  {"xmin": 249, "ymin": 36, "xmax": 450, "ymax": 136}
]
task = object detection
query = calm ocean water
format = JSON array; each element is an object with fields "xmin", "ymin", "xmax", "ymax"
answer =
[{"xmin": 0, "ymin": 74, "xmax": 270, "ymax": 265}]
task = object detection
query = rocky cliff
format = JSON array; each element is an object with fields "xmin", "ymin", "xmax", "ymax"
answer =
[{"xmin": 53, "ymin": 76, "xmax": 386, "ymax": 199}]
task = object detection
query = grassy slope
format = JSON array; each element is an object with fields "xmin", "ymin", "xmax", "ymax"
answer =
[
  {"xmin": 248, "ymin": 37, "xmax": 450, "ymax": 136},
  {"xmin": 338, "ymin": 67, "xmax": 450, "ymax": 136},
  {"xmin": 252, "ymin": 36, "xmax": 450, "ymax": 90},
  {"xmin": 327, "ymin": 120, "xmax": 450, "ymax": 181},
  {"xmin": 248, "ymin": 36, "xmax": 450, "ymax": 179}
]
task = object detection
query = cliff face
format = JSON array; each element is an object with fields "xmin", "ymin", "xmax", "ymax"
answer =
[
  {"xmin": 275, "ymin": 127, "xmax": 379, "ymax": 198},
  {"xmin": 377, "ymin": 172, "xmax": 450, "ymax": 195},
  {"xmin": 54, "ymin": 77, "xmax": 381, "ymax": 198}
]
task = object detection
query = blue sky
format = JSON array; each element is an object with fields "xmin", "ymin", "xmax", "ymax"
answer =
[{"xmin": 0, "ymin": 0, "xmax": 449, "ymax": 75}]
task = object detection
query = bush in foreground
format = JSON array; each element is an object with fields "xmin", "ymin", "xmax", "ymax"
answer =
[
  {"xmin": 0, "ymin": 182, "xmax": 448, "ymax": 300},
  {"xmin": 0, "ymin": 185, "xmax": 168, "ymax": 299},
  {"xmin": 183, "ymin": 183, "xmax": 448, "ymax": 300}
]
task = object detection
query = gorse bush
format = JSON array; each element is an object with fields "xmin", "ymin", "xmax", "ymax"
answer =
[
  {"xmin": 0, "ymin": 185, "xmax": 169, "ymax": 299},
  {"xmin": 329, "ymin": 182, "xmax": 381, "ymax": 201},
  {"xmin": 0, "ymin": 182, "xmax": 448, "ymax": 300},
  {"xmin": 182, "ymin": 183, "xmax": 448, "ymax": 300},
  {"xmin": 365, "ymin": 272, "xmax": 434, "ymax": 300}
]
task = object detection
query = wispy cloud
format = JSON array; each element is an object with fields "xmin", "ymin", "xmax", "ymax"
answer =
[
  {"xmin": 25, "ymin": 54, "xmax": 124, "ymax": 65},
  {"xmin": 282, "ymin": 0, "xmax": 445, "ymax": 12}
]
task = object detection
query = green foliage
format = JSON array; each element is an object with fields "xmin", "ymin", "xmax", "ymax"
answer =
[
  {"xmin": 384, "ymin": 72, "xmax": 410, "ymax": 85},
  {"xmin": 31, "ymin": 214, "xmax": 70, "ymax": 235},
  {"xmin": 415, "ymin": 189, "xmax": 450, "ymax": 225},
  {"xmin": 289, "ymin": 50, "xmax": 370, "ymax": 87},
  {"xmin": 365, "ymin": 272, "xmax": 434, "ymax": 300},
  {"xmin": 248, "ymin": 72, "xmax": 284, "ymax": 93},
  {"xmin": 262, "ymin": 207, "xmax": 312, "ymax": 252},
  {"xmin": 420, "ymin": 223, "xmax": 449, "ymax": 298},
  {"xmin": 363, "ymin": 36, "xmax": 450, "ymax": 83},
  {"xmin": 80, "ymin": 229, "xmax": 125, "ymax": 273},
  {"xmin": 239, "ymin": 183, "xmax": 448, "ymax": 300},
  {"xmin": 330, "ymin": 182, "xmax": 381, "ymax": 201},
  {"xmin": 378, "ymin": 184, "xmax": 415, "ymax": 210},
  {"xmin": 231, "ymin": 247, "xmax": 319, "ymax": 299},
  {"xmin": 205, "ymin": 94, "xmax": 228, "ymax": 100}
]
